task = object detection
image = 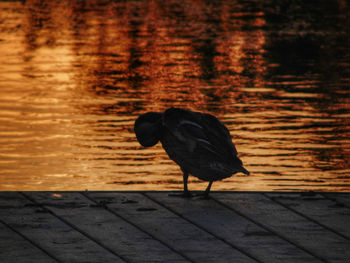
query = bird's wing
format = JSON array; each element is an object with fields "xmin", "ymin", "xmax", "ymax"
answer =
[
  {"xmin": 199, "ymin": 113, "xmax": 238, "ymax": 157},
  {"xmin": 163, "ymin": 108, "xmax": 238, "ymax": 159}
]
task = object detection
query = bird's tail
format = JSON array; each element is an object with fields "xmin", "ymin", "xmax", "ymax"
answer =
[
  {"xmin": 231, "ymin": 156, "xmax": 250, "ymax": 175},
  {"xmin": 240, "ymin": 166, "xmax": 250, "ymax": 175}
]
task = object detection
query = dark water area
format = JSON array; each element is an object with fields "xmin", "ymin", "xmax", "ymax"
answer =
[{"xmin": 0, "ymin": 0, "xmax": 349, "ymax": 191}]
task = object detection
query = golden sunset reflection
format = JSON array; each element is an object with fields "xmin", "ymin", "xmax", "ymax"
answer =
[{"xmin": 0, "ymin": 0, "xmax": 349, "ymax": 191}]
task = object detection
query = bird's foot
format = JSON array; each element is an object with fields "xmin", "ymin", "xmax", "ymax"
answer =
[{"xmin": 168, "ymin": 191, "xmax": 193, "ymax": 198}]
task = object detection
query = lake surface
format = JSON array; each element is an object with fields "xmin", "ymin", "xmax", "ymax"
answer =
[{"xmin": 0, "ymin": 0, "xmax": 349, "ymax": 191}]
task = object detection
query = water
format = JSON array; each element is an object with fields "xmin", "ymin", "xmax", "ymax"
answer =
[{"xmin": 0, "ymin": 0, "xmax": 349, "ymax": 191}]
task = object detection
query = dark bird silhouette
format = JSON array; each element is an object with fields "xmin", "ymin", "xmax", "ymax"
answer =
[{"xmin": 134, "ymin": 107, "xmax": 249, "ymax": 197}]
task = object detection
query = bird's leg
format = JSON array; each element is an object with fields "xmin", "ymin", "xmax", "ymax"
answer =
[
  {"xmin": 202, "ymin": 181, "xmax": 213, "ymax": 199},
  {"xmin": 182, "ymin": 172, "xmax": 192, "ymax": 197},
  {"xmin": 168, "ymin": 171, "xmax": 192, "ymax": 198}
]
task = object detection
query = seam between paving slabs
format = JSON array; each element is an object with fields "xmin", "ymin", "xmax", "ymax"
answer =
[
  {"xmin": 263, "ymin": 193, "xmax": 350, "ymax": 242},
  {"xmin": 81, "ymin": 191, "xmax": 193, "ymax": 263},
  {"xmin": 0, "ymin": 218, "xmax": 61, "ymax": 263},
  {"xmin": 20, "ymin": 192, "xmax": 128, "ymax": 263},
  {"xmin": 210, "ymin": 194, "xmax": 328, "ymax": 263},
  {"xmin": 143, "ymin": 193, "xmax": 261, "ymax": 263}
]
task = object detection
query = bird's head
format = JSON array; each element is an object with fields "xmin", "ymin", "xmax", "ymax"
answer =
[{"xmin": 134, "ymin": 112, "xmax": 163, "ymax": 147}]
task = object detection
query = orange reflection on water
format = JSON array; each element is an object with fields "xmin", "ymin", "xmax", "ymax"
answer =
[{"xmin": 0, "ymin": 0, "xmax": 349, "ymax": 191}]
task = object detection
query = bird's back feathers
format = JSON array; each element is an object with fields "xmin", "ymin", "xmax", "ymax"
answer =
[{"xmin": 163, "ymin": 107, "xmax": 237, "ymax": 159}]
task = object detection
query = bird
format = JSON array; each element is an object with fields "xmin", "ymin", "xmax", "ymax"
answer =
[{"xmin": 134, "ymin": 107, "xmax": 249, "ymax": 197}]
